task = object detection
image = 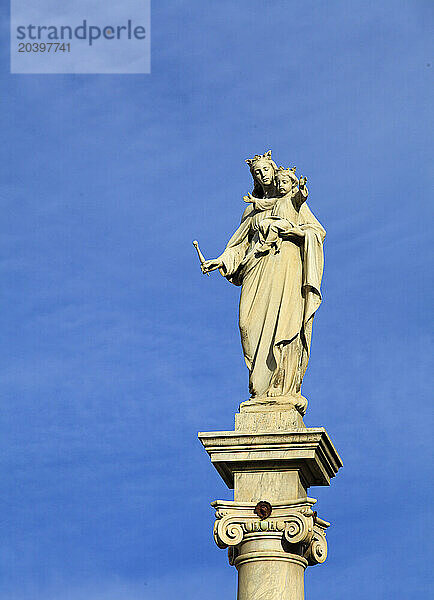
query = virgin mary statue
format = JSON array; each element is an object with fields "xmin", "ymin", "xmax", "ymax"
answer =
[{"xmin": 202, "ymin": 151, "xmax": 325, "ymax": 415}]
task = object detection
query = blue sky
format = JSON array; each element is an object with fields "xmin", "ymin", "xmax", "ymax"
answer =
[{"xmin": 0, "ymin": 1, "xmax": 433, "ymax": 598}]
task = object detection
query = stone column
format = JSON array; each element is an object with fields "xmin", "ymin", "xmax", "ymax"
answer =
[{"xmin": 199, "ymin": 398, "xmax": 342, "ymax": 600}]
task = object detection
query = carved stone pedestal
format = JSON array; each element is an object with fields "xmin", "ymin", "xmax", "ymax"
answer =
[{"xmin": 199, "ymin": 399, "xmax": 342, "ymax": 599}]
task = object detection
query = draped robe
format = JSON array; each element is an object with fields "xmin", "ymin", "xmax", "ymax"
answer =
[{"xmin": 219, "ymin": 192, "xmax": 325, "ymax": 399}]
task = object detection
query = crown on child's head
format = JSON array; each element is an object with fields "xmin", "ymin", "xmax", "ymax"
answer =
[
  {"xmin": 276, "ymin": 166, "xmax": 298, "ymax": 181},
  {"xmin": 245, "ymin": 150, "xmax": 274, "ymax": 168}
]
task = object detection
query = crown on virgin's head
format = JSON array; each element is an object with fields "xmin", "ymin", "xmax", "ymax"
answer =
[{"xmin": 245, "ymin": 150, "xmax": 273, "ymax": 167}]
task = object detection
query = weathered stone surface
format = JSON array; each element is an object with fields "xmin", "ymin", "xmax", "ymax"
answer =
[
  {"xmin": 212, "ymin": 499, "xmax": 330, "ymax": 600},
  {"xmin": 198, "ymin": 428, "xmax": 343, "ymax": 490},
  {"xmin": 235, "ymin": 396, "xmax": 307, "ymax": 432},
  {"xmin": 199, "ymin": 424, "xmax": 342, "ymax": 598}
]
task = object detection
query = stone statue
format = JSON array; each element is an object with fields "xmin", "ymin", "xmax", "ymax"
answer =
[{"xmin": 197, "ymin": 150, "xmax": 325, "ymax": 415}]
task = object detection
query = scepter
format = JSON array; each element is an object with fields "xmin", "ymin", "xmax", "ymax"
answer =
[{"xmin": 192, "ymin": 240, "xmax": 210, "ymax": 276}]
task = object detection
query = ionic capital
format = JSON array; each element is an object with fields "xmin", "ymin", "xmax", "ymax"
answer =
[{"xmin": 212, "ymin": 500, "xmax": 317, "ymax": 549}]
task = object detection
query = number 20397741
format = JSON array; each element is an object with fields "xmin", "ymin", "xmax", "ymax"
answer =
[{"xmin": 18, "ymin": 42, "xmax": 71, "ymax": 53}]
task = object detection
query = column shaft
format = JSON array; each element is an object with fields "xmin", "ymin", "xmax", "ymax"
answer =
[{"xmin": 235, "ymin": 533, "xmax": 307, "ymax": 600}]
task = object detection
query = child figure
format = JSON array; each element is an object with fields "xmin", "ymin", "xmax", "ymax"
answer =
[
  {"xmin": 256, "ymin": 166, "xmax": 308, "ymax": 254},
  {"xmin": 276, "ymin": 166, "xmax": 308, "ymax": 207}
]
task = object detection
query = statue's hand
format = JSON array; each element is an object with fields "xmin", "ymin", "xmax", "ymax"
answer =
[
  {"xmin": 288, "ymin": 226, "xmax": 305, "ymax": 238},
  {"xmin": 299, "ymin": 176, "xmax": 307, "ymax": 188},
  {"xmin": 201, "ymin": 258, "xmax": 223, "ymax": 274}
]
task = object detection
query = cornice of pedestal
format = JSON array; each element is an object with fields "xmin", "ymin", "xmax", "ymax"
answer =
[
  {"xmin": 212, "ymin": 499, "xmax": 329, "ymax": 567},
  {"xmin": 198, "ymin": 428, "xmax": 343, "ymax": 489}
]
